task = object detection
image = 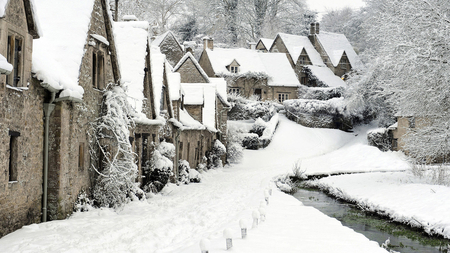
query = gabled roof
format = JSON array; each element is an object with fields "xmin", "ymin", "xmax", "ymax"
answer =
[
  {"xmin": 257, "ymin": 38, "xmax": 274, "ymax": 50},
  {"xmin": 305, "ymin": 65, "xmax": 346, "ymax": 88},
  {"xmin": 173, "ymin": 52, "xmax": 210, "ymax": 83},
  {"xmin": 151, "ymin": 30, "xmax": 183, "ymax": 51},
  {"xmin": 32, "ymin": 0, "xmax": 99, "ymax": 100},
  {"xmin": 114, "ymin": 20, "xmax": 149, "ymax": 117},
  {"xmin": 1, "ymin": 0, "xmax": 42, "ymax": 38},
  {"xmin": 181, "ymin": 83, "xmax": 217, "ymax": 132},
  {"xmin": 274, "ymin": 33, "xmax": 324, "ymax": 66},
  {"xmin": 204, "ymin": 48, "xmax": 300, "ymax": 87},
  {"xmin": 316, "ymin": 32, "xmax": 363, "ymax": 69},
  {"xmin": 226, "ymin": 59, "xmax": 240, "ymax": 67}
]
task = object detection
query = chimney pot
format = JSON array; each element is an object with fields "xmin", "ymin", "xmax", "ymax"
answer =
[
  {"xmin": 310, "ymin": 23, "xmax": 316, "ymax": 35},
  {"xmin": 203, "ymin": 36, "xmax": 214, "ymax": 50},
  {"xmin": 315, "ymin": 22, "xmax": 320, "ymax": 34}
]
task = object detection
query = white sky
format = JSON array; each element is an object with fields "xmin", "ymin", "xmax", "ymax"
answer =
[{"xmin": 306, "ymin": 0, "xmax": 366, "ymax": 20}]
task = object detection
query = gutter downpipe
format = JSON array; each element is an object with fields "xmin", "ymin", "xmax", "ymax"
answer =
[{"xmin": 42, "ymin": 92, "xmax": 56, "ymax": 222}]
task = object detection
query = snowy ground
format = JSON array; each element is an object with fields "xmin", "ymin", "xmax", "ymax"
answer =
[{"xmin": 0, "ymin": 115, "xmax": 410, "ymax": 252}]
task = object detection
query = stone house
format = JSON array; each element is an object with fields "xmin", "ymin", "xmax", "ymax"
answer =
[
  {"xmin": 198, "ymin": 39, "xmax": 300, "ymax": 102},
  {"xmin": 0, "ymin": 0, "xmax": 43, "ymax": 238},
  {"xmin": 389, "ymin": 116, "xmax": 429, "ymax": 153},
  {"xmin": 151, "ymin": 31, "xmax": 184, "ymax": 67},
  {"xmin": 255, "ymin": 38, "xmax": 273, "ymax": 53},
  {"xmin": 30, "ymin": 0, "xmax": 120, "ymax": 222}
]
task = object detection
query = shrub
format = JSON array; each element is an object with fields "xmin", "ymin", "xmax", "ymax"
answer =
[
  {"xmin": 143, "ymin": 142, "xmax": 175, "ymax": 193},
  {"xmin": 207, "ymin": 140, "xmax": 227, "ymax": 169},
  {"xmin": 242, "ymin": 133, "xmax": 259, "ymax": 150},
  {"xmin": 298, "ymin": 85, "xmax": 344, "ymax": 100},
  {"xmin": 178, "ymin": 159, "xmax": 190, "ymax": 184},
  {"xmin": 367, "ymin": 128, "xmax": 392, "ymax": 152},
  {"xmin": 227, "ymin": 142, "xmax": 243, "ymax": 163}
]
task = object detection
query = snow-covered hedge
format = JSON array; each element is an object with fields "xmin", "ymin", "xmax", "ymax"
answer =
[
  {"xmin": 284, "ymin": 98, "xmax": 353, "ymax": 131},
  {"xmin": 143, "ymin": 142, "xmax": 175, "ymax": 193},
  {"xmin": 207, "ymin": 140, "xmax": 226, "ymax": 169},
  {"xmin": 227, "ymin": 94, "xmax": 280, "ymax": 121},
  {"xmin": 297, "ymin": 85, "xmax": 344, "ymax": 101},
  {"xmin": 367, "ymin": 128, "xmax": 392, "ymax": 152},
  {"xmin": 178, "ymin": 159, "xmax": 190, "ymax": 184}
]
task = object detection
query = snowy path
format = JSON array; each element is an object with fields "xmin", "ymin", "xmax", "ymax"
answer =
[{"xmin": 0, "ymin": 115, "xmax": 396, "ymax": 252}]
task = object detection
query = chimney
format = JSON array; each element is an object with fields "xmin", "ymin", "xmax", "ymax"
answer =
[
  {"xmin": 315, "ymin": 22, "xmax": 320, "ymax": 34},
  {"xmin": 249, "ymin": 42, "xmax": 257, "ymax": 50},
  {"xmin": 310, "ymin": 23, "xmax": 316, "ymax": 35},
  {"xmin": 203, "ymin": 36, "xmax": 214, "ymax": 50}
]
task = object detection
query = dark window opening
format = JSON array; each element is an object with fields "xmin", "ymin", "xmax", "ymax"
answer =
[
  {"xmin": 254, "ymin": 89, "xmax": 262, "ymax": 100},
  {"xmin": 7, "ymin": 34, "xmax": 23, "ymax": 87},
  {"xmin": 78, "ymin": 143, "xmax": 85, "ymax": 171},
  {"xmin": 8, "ymin": 131, "xmax": 20, "ymax": 182},
  {"xmin": 92, "ymin": 50, "xmax": 105, "ymax": 89}
]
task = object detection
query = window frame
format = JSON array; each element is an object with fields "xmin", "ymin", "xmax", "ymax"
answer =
[
  {"xmin": 6, "ymin": 32, "xmax": 24, "ymax": 87},
  {"xmin": 278, "ymin": 93, "xmax": 289, "ymax": 103},
  {"xmin": 92, "ymin": 49, "xmax": 105, "ymax": 90},
  {"xmin": 8, "ymin": 131, "xmax": 20, "ymax": 182}
]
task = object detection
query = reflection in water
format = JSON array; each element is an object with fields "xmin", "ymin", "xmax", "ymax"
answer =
[{"xmin": 293, "ymin": 188, "xmax": 450, "ymax": 253}]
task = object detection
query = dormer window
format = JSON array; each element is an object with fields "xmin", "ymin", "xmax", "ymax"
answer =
[
  {"xmin": 230, "ymin": 66, "xmax": 239, "ymax": 73},
  {"xmin": 6, "ymin": 33, "xmax": 23, "ymax": 87}
]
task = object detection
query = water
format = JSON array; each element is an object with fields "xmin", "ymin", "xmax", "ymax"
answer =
[{"xmin": 293, "ymin": 187, "xmax": 450, "ymax": 253}]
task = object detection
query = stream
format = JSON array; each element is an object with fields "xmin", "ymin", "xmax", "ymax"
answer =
[{"xmin": 293, "ymin": 187, "xmax": 450, "ymax": 253}]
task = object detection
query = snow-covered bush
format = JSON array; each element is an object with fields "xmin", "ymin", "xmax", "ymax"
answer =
[
  {"xmin": 298, "ymin": 85, "xmax": 344, "ymax": 100},
  {"xmin": 242, "ymin": 133, "xmax": 259, "ymax": 150},
  {"xmin": 207, "ymin": 140, "xmax": 226, "ymax": 169},
  {"xmin": 74, "ymin": 190, "xmax": 93, "ymax": 212},
  {"xmin": 189, "ymin": 169, "xmax": 202, "ymax": 183},
  {"xmin": 227, "ymin": 142, "xmax": 244, "ymax": 163},
  {"xmin": 90, "ymin": 85, "xmax": 142, "ymax": 208},
  {"xmin": 367, "ymin": 128, "xmax": 392, "ymax": 152},
  {"xmin": 143, "ymin": 142, "xmax": 175, "ymax": 193},
  {"xmin": 178, "ymin": 159, "xmax": 190, "ymax": 184},
  {"xmin": 249, "ymin": 118, "xmax": 267, "ymax": 137},
  {"xmin": 227, "ymin": 93, "xmax": 279, "ymax": 121},
  {"xmin": 196, "ymin": 156, "xmax": 208, "ymax": 172}
]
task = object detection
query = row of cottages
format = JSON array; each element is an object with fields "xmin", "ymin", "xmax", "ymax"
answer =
[
  {"xmin": 258, "ymin": 23, "xmax": 362, "ymax": 89},
  {"xmin": 198, "ymin": 38, "xmax": 301, "ymax": 103},
  {"xmin": 0, "ymin": 0, "xmax": 228, "ymax": 238}
]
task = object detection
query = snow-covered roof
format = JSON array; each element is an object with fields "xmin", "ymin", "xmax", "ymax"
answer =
[
  {"xmin": 167, "ymin": 68, "xmax": 182, "ymax": 101},
  {"xmin": 210, "ymin": 77, "xmax": 231, "ymax": 107},
  {"xmin": 205, "ymin": 48, "xmax": 299, "ymax": 87},
  {"xmin": 114, "ymin": 20, "xmax": 149, "ymax": 116},
  {"xmin": 150, "ymin": 45, "xmax": 166, "ymax": 117},
  {"xmin": 276, "ymin": 33, "xmax": 324, "ymax": 66},
  {"xmin": 181, "ymin": 83, "xmax": 217, "ymax": 132},
  {"xmin": 0, "ymin": 0, "xmax": 42, "ymax": 38},
  {"xmin": 316, "ymin": 32, "xmax": 363, "ymax": 69},
  {"xmin": 0, "ymin": 53, "xmax": 13, "ymax": 75},
  {"xmin": 151, "ymin": 31, "xmax": 183, "ymax": 51},
  {"xmin": 258, "ymin": 38, "xmax": 274, "ymax": 50},
  {"xmin": 258, "ymin": 53, "xmax": 300, "ymax": 87},
  {"xmin": 179, "ymin": 108, "xmax": 204, "ymax": 130},
  {"xmin": 173, "ymin": 52, "xmax": 210, "ymax": 83},
  {"xmin": 32, "ymin": 0, "xmax": 97, "ymax": 100},
  {"xmin": 306, "ymin": 65, "xmax": 346, "ymax": 88}
]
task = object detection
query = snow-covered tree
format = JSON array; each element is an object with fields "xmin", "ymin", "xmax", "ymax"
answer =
[
  {"xmin": 90, "ymin": 85, "xmax": 142, "ymax": 208},
  {"xmin": 362, "ymin": 0, "xmax": 450, "ymax": 162}
]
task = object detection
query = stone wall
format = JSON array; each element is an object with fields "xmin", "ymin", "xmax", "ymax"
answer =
[
  {"xmin": 185, "ymin": 105, "xmax": 203, "ymax": 123},
  {"xmin": 176, "ymin": 58, "xmax": 207, "ymax": 83},
  {"xmin": 178, "ymin": 130, "xmax": 214, "ymax": 169},
  {"xmin": 159, "ymin": 33, "xmax": 184, "ymax": 67},
  {"xmin": 198, "ymin": 52, "xmax": 216, "ymax": 77}
]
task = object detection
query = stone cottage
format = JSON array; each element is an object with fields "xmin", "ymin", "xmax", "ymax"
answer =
[
  {"xmin": 31, "ymin": 0, "xmax": 121, "ymax": 222},
  {"xmin": 0, "ymin": 0, "xmax": 43, "ymax": 238},
  {"xmin": 255, "ymin": 38, "xmax": 273, "ymax": 53},
  {"xmin": 198, "ymin": 39, "xmax": 300, "ymax": 102},
  {"xmin": 151, "ymin": 31, "xmax": 184, "ymax": 67}
]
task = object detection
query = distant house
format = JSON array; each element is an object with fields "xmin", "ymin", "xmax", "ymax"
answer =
[
  {"xmin": 151, "ymin": 31, "xmax": 184, "ymax": 67},
  {"xmin": 0, "ymin": 0, "xmax": 42, "ymax": 238},
  {"xmin": 256, "ymin": 38, "xmax": 274, "ymax": 53},
  {"xmin": 198, "ymin": 39, "xmax": 300, "ymax": 102},
  {"xmin": 172, "ymin": 52, "xmax": 230, "ymax": 167}
]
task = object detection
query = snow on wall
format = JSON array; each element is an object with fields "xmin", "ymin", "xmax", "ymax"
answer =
[
  {"xmin": 114, "ymin": 21, "xmax": 149, "ymax": 114},
  {"xmin": 316, "ymin": 32, "xmax": 363, "ymax": 69},
  {"xmin": 0, "ymin": 53, "xmax": 13, "ymax": 74},
  {"xmin": 277, "ymin": 33, "xmax": 324, "ymax": 66},
  {"xmin": 150, "ymin": 45, "xmax": 166, "ymax": 116},
  {"xmin": 32, "ymin": 0, "xmax": 96, "ymax": 100},
  {"xmin": 206, "ymin": 48, "xmax": 299, "ymax": 87},
  {"xmin": 306, "ymin": 65, "xmax": 346, "ymax": 88}
]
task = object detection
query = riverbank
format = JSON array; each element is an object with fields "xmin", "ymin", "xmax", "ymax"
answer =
[{"xmin": 0, "ymin": 115, "xmax": 393, "ymax": 252}]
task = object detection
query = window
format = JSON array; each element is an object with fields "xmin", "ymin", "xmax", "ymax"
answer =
[
  {"xmin": 92, "ymin": 50, "xmax": 105, "ymax": 89},
  {"xmin": 78, "ymin": 143, "xmax": 85, "ymax": 171},
  {"xmin": 187, "ymin": 143, "xmax": 190, "ymax": 160},
  {"xmin": 340, "ymin": 58, "xmax": 348, "ymax": 70},
  {"xmin": 179, "ymin": 141, "xmax": 183, "ymax": 158},
  {"xmin": 9, "ymin": 131, "xmax": 20, "ymax": 182},
  {"xmin": 228, "ymin": 88, "xmax": 240, "ymax": 94},
  {"xmin": 299, "ymin": 57, "xmax": 306, "ymax": 65},
  {"xmin": 230, "ymin": 66, "xmax": 239, "ymax": 73},
  {"xmin": 6, "ymin": 34, "xmax": 23, "ymax": 87},
  {"xmin": 278, "ymin": 93, "xmax": 289, "ymax": 103},
  {"xmin": 254, "ymin": 88, "xmax": 262, "ymax": 100},
  {"xmin": 301, "ymin": 77, "xmax": 307, "ymax": 84},
  {"xmin": 392, "ymin": 138, "xmax": 398, "ymax": 150}
]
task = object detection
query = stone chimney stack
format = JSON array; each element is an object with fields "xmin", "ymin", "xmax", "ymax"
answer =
[
  {"xmin": 310, "ymin": 22, "xmax": 319, "ymax": 35},
  {"xmin": 203, "ymin": 37, "xmax": 214, "ymax": 50},
  {"xmin": 315, "ymin": 22, "xmax": 320, "ymax": 34},
  {"xmin": 249, "ymin": 42, "xmax": 257, "ymax": 50}
]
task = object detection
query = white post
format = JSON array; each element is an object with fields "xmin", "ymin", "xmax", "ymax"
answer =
[
  {"xmin": 200, "ymin": 238, "xmax": 210, "ymax": 253},
  {"xmin": 264, "ymin": 190, "xmax": 270, "ymax": 205},
  {"xmin": 223, "ymin": 228, "xmax": 233, "ymax": 250},
  {"xmin": 259, "ymin": 207, "xmax": 266, "ymax": 222},
  {"xmin": 240, "ymin": 219, "xmax": 248, "ymax": 239},
  {"xmin": 252, "ymin": 210, "xmax": 260, "ymax": 228}
]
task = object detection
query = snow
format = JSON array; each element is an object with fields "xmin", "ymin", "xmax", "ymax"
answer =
[
  {"xmin": 180, "ymin": 83, "xmax": 217, "ymax": 131},
  {"xmin": 122, "ymin": 15, "xmax": 138, "ymax": 21},
  {"xmin": 306, "ymin": 65, "xmax": 346, "ymax": 87},
  {"xmin": 167, "ymin": 68, "xmax": 182, "ymax": 101},
  {"xmin": 32, "ymin": 0, "xmax": 95, "ymax": 100},
  {"xmin": 150, "ymin": 45, "xmax": 166, "ymax": 116},
  {"xmin": 206, "ymin": 48, "xmax": 299, "ymax": 86},
  {"xmin": 173, "ymin": 52, "xmax": 210, "ymax": 83},
  {"xmin": 210, "ymin": 77, "xmax": 231, "ymax": 107},
  {"xmin": 1, "ymin": 0, "xmax": 43, "ymax": 37},
  {"xmin": 90, "ymin": 34, "xmax": 110, "ymax": 46},
  {"xmin": 316, "ymin": 31, "xmax": 364, "ymax": 69},
  {"xmin": 0, "ymin": 0, "xmax": 6, "ymax": 17},
  {"xmin": 276, "ymin": 33, "xmax": 324, "ymax": 66},
  {"xmin": 114, "ymin": 21, "xmax": 149, "ymax": 114},
  {"xmin": 0, "ymin": 53, "xmax": 13, "ymax": 74},
  {"xmin": 0, "ymin": 115, "xmax": 399, "ymax": 252},
  {"xmin": 179, "ymin": 108, "xmax": 205, "ymax": 129},
  {"xmin": 258, "ymin": 38, "xmax": 274, "ymax": 50}
]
